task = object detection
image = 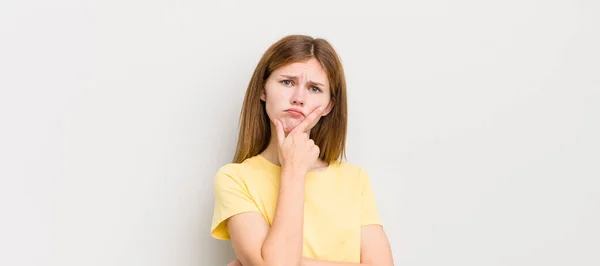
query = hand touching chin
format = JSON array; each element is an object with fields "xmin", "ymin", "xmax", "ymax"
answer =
[{"xmin": 280, "ymin": 117, "xmax": 301, "ymax": 133}]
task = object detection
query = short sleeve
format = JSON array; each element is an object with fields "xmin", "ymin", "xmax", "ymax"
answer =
[
  {"xmin": 360, "ymin": 168, "xmax": 382, "ymax": 226},
  {"xmin": 210, "ymin": 165, "xmax": 259, "ymax": 240}
]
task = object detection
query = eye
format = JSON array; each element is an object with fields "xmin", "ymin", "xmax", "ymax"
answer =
[
  {"xmin": 310, "ymin": 86, "xmax": 322, "ymax": 93},
  {"xmin": 281, "ymin": 80, "xmax": 293, "ymax": 86}
]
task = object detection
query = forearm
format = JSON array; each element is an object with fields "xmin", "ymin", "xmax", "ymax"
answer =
[
  {"xmin": 260, "ymin": 168, "xmax": 306, "ymax": 266},
  {"xmin": 302, "ymin": 258, "xmax": 369, "ymax": 266}
]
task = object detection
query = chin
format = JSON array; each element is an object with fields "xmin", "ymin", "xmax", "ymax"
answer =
[{"xmin": 281, "ymin": 118, "xmax": 300, "ymax": 132}]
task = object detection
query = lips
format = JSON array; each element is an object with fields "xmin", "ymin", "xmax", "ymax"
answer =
[{"xmin": 285, "ymin": 109, "xmax": 304, "ymax": 117}]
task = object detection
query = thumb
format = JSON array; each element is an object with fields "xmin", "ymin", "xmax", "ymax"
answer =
[{"xmin": 274, "ymin": 119, "xmax": 285, "ymax": 145}]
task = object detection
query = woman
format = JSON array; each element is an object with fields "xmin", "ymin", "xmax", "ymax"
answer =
[{"xmin": 211, "ymin": 35, "xmax": 394, "ymax": 265}]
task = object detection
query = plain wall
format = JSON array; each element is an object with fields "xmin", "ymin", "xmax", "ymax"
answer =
[{"xmin": 1, "ymin": 0, "xmax": 598, "ymax": 265}]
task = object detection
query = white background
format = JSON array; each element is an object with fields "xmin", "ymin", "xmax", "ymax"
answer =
[{"xmin": 1, "ymin": 0, "xmax": 599, "ymax": 265}]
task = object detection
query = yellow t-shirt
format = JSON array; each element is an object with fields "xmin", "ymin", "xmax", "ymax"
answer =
[{"xmin": 210, "ymin": 155, "xmax": 381, "ymax": 263}]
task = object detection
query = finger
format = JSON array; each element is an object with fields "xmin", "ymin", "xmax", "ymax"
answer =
[
  {"xmin": 290, "ymin": 106, "xmax": 324, "ymax": 135},
  {"xmin": 274, "ymin": 119, "xmax": 285, "ymax": 145}
]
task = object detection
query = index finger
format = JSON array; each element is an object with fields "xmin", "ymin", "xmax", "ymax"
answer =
[{"xmin": 290, "ymin": 106, "xmax": 324, "ymax": 135}]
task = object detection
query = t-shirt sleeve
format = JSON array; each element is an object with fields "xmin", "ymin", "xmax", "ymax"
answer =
[
  {"xmin": 210, "ymin": 165, "xmax": 259, "ymax": 240},
  {"xmin": 359, "ymin": 168, "xmax": 382, "ymax": 226}
]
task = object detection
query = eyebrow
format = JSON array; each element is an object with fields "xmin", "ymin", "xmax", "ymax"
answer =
[{"xmin": 279, "ymin": 75, "xmax": 326, "ymax": 87}]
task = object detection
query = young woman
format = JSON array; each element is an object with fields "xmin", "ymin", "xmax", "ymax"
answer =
[{"xmin": 211, "ymin": 35, "xmax": 394, "ymax": 266}]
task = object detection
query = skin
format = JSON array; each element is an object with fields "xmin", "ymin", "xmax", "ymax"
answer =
[
  {"xmin": 259, "ymin": 58, "xmax": 334, "ymax": 170},
  {"xmin": 226, "ymin": 58, "xmax": 394, "ymax": 266}
]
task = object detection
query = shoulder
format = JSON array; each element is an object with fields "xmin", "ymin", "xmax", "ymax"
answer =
[
  {"xmin": 332, "ymin": 161, "xmax": 371, "ymax": 183},
  {"xmin": 332, "ymin": 161, "xmax": 378, "ymax": 189},
  {"xmin": 215, "ymin": 162, "xmax": 243, "ymax": 178},
  {"xmin": 213, "ymin": 156, "xmax": 265, "ymax": 187},
  {"xmin": 334, "ymin": 161, "xmax": 368, "ymax": 175}
]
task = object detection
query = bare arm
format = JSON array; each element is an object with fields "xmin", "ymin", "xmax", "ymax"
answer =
[
  {"xmin": 228, "ymin": 107, "xmax": 324, "ymax": 266},
  {"xmin": 229, "ymin": 219, "xmax": 394, "ymax": 266},
  {"xmin": 232, "ymin": 223, "xmax": 394, "ymax": 266},
  {"xmin": 300, "ymin": 258, "xmax": 367, "ymax": 266},
  {"xmin": 226, "ymin": 107, "xmax": 394, "ymax": 266},
  {"xmin": 359, "ymin": 225, "xmax": 394, "ymax": 265},
  {"xmin": 228, "ymin": 169, "xmax": 306, "ymax": 266}
]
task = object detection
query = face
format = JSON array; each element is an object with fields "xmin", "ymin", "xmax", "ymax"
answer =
[{"xmin": 261, "ymin": 58, "xmax": 334, "ymax": 134}]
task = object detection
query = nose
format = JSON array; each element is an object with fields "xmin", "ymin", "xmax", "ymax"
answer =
[
  {"xmin": 291, "ymin": 97, "xmax": 305, "ymax": 106},
  {"xmin": 290, "ymin": 87, "xmax": 306, "ymax": 107}
]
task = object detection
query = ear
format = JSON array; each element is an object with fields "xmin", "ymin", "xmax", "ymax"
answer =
[
  {"xmin": 260, "ymin": 89, "xmax": 266, "ymax": 102},
  {"xmin": 322, "ymin": 98, "xmax": 335, "ymax": 116}
]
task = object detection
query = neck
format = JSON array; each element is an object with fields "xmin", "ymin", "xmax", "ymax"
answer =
[{"xmin": 260, "ymin": 129, "xmax": 282, "ymax": 166}]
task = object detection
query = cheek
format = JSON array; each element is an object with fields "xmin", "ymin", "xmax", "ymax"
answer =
[
  {"xmin": 264, "ymin": 101, "xmax": 277, "ymax": 121},
  {"xmin": 265, "ymin": 90, "xmax": 287, "ymax": 109},
  {"xmin": 310, "ymin": 96, "xmax": 331, "ymax": 110},
  {"xmin": 263, "ymin": 93, "xmax": 285, "ymax": 118}
]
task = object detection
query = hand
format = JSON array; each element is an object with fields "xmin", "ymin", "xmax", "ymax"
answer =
[
  {"xmin": 226, "ymin": 258, "xmax": 242, "ymax": 266},
  {"xmin": 273, "ymin": 106, "xmax": 324, "ymax": 174}
]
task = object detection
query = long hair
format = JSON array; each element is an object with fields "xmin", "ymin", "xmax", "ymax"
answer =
[{"xmin": 232, "ymin": 35, "xmax": 348, "ymax": 164}]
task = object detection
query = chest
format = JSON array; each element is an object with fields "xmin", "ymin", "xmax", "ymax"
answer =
[{"xmin": 249, "ymin": 175, "xmax": 363, "ymax": 262}]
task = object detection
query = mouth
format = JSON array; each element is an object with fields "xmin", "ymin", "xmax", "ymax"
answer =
[{"xmin": 285, "ymin": 109, "xmax": 305, "ymax": 117}]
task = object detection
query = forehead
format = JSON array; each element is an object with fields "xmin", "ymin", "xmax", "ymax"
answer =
[{"xmin": 272, "ymin": 58, "xmax": 329, "ymax": 86}]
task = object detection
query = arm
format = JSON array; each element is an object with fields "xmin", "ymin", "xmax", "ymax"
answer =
[
  {"xmin": 228, "ymin": 171, "xmax": 394, "ymax": 266},
  {"xmin": 229, "ymin": 223, "xmax": 393, "ymax": 266},
  {"xmin": 228, "ymin": 169, "xmax": 394, "ymax": 266},
  {"xmin": 228, "ymin": 169, "xmax": 306, "ymax": 266},
  {"xmin": 301, "ymin": 259, "xmax": 367, "ymax": 266},
  {"xmin": 228, "ymin": 108, "xmax": 324, "ymax": 266},
  {"xmin": 359, "ymin": 225, "xmax": 394, "ymax": 265}
]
